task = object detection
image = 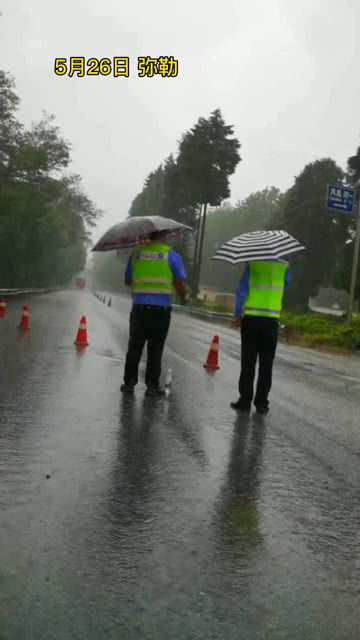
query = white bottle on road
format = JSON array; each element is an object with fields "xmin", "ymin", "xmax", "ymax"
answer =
[{"xmin": 165, "ymin": 368, "xmax": 172, "ymax": 396}]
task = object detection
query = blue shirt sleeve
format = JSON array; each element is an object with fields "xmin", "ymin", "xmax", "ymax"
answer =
[
  {"xmin": 285, "ymin": 266, "xmax": 291, "ymax": 291},
  {"xmin": 125, "ymin": 255, "xmax": 132, "ymax": 280},
  {"xmin": 168, "ymin": 249, "xmax": 186, "ymax": 279},
  {"xmin": 235, "ymin": 264, "xmax": 250, "ymax": 317}
]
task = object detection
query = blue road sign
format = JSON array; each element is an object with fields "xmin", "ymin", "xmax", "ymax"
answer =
[{"xmin": 326, "ymin": 185, "xmax": 355, "ymax": 213}]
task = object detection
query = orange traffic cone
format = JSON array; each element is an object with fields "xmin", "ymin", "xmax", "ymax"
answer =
[
  {"xmin": 203, "ymin": 335, "xmax": 220, "ymax": 370},
  {"xmin": 18, "ymin": 305, "xmax": 30, "ymax": 330},
  {"xmin": 0, "ymin": 299, "xmax": 7, "ymax": 317},
  {"xmin": 74, "ymin": 315, "xmax": 89, "ymax": 346}
]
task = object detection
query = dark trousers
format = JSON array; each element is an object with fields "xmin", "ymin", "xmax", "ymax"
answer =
[
  {"xmin": 239, "ymin": 316, "xmax": 279, "ymax": 408},
  {"xmin": 123, "ymin": 305, "xmax": 171, "ymax": 388}
]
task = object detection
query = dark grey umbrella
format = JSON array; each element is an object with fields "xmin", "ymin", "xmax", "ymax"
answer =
[
  {"xmin": 212, "ymin": 230, "xmax": 305, "ymax": 264},
  {"xmin": 92, "ymin": 216, "xmax": 193, "ymax": 251}
]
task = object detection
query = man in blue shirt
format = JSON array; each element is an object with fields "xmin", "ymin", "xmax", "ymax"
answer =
[
  {"xmin": 121, "ymin": 232, "xmax": 187, "ymax": 396},
  {"xmin": 231, "ymin": 260, "xmax": 291, "ymax": 414}
]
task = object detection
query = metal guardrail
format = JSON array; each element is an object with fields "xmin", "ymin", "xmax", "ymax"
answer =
[
  {"xmin": 0, "ymin": 288, "xmax": 55, "ymax": 297},
  {"xmin": 172, "ymin": 305, "xmax": 288, "ymax": 338},
  {"xmin": 172, "ymin": 304, "xmax": 232, "ymax": 322}
]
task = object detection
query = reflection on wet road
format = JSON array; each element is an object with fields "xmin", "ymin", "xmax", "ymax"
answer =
[{"xmin": 0, "ymin": 291, "xmax": 359, "ymax": 639}]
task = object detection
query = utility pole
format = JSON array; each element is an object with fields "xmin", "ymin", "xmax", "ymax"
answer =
[
  {"xmin": 191, "ymin": 204, "xmax": 203, "ymax": 298},
  {"xmin": 192, "ymin": 202, "xmax": 208, "ymax": 300},
  {"xmin": 348, "ymin": 188, "xmax": 360, "ymax": 322}
]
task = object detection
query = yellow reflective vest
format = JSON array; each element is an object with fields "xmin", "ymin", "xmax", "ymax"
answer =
[
  {"xmin": 244, "ymin": 261, "xmax": 287, "ymax": 319},
  {"xmin": 132, "ymin": 242, "xmax": 173, "ymax": 295}
]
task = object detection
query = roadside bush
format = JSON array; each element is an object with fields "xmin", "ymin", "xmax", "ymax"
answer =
[
  {"xmin": 191, "ymin": 304, "xmax": 360, "ymax": 350},
  {"xmin": 281, "ymin": 312, "xmax": 360, "ymax": 350}
]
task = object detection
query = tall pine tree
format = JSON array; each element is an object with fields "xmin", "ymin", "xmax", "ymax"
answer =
[{"xmin": 282, "ymin": 159, "xmax": 347, "ymax": 311}]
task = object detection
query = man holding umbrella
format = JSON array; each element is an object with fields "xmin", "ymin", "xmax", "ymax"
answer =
[
  {"xmin": 121, "ymin": 231, "xmax": 187, "ymax": 396},
  {"xmin": 231, "ymin": 259, "xmax": 291, "ymax": 414},
  {"xmin": 212, "ymin": 230, "xmax": 304, "ymax": 415},
  {"xmin": 92, "ymin": 215, "xmax": 191, "ymax": 397}
]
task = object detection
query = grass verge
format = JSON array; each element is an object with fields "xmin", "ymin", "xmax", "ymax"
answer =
[
  {"xmin": 281, "ymin": 312, "xmax": 360, "ymax": 352},
  {"xmin": 195, "ymin": 301, "xmax": 360, "ymax": 352}
]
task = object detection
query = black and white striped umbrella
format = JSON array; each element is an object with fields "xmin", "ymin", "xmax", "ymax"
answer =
[{"xmin": 212, "ymin": 230, "xmax": 305, "ymax": 264}]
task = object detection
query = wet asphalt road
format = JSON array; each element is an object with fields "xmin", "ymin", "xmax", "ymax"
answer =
[{"xmin": 0, "ymin": 290, "xmax": 359, "ymax": 640}]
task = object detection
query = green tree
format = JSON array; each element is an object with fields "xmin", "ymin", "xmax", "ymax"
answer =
[
  {"xmin": 281, "ymin": 159, "xmax": 347, "ymax": 312},
  {"xmin": 129, "ymin": 165, "xmax": 164, "ymax": 217},
  {"xmin": 176, "ymin": 109, "xmax": 241, "ymax": 295},
  {"xmin": 331, "ymin": 145, "xmax": 360, "ymax": 309},
  {"xmin": 200, "ymin": 187, "xmax": 284, "ymax": 292},
  {"xmin": 348, "ymin": 145, "xmax": 360, "ymax": 185},
  {"xmin": 177, "ymin": 109, "xmax": 241, "ymax": 206},
  {"xmin": 128, "ymin": 156, "xmax": 198, "ymax": 274},
  {"xmin": 0, "ymin": 69, "xmax": 101, "ymax": 287},
  {"xmin": 127, "ymin": 110, "xmax": 240, "ymax": 289},
  {"xmin": 332, "ymin": 242, "xmax": 360, "ymax": 308},
  {"xmin": 159, "ymin": 154, "xmax": 198, "ymax": 274}
]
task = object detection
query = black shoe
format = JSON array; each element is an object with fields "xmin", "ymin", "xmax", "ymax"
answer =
[
  {"xmin": 256, "ymin": 405, "xmax": 269, "ymax": 415},
  {"xmin": 145, "ymin": 386, "xmax": 166, "ymax": 397},
  {"xmin": 230, "ymin": 398, "xmax": 251, "ymax": 412},
  {"xmin": 120, "ymin": 383, "xmax": 135, "ymax": 394}
]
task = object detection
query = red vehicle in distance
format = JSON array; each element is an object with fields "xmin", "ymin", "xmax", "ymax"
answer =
[{"xmin": 74, "ymin": 274, "xmax": 86, "ymax": 290}]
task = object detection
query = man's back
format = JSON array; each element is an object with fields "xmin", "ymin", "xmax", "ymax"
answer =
[
  {"xmin": 244, "ymin": 260, "xmax": 288, "ymax": 319},
  {"xmin": 235, "ymin": 260, "xmax": 291, "ymax": 319},
  {"xmin": 125, "ymin": 241, "xmax": 186, "ymax": 307}
]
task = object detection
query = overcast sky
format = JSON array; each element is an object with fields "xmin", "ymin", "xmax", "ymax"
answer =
[{"xmin": 1, "ymin": 0, "xmax": 360, "ymax": 242}]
